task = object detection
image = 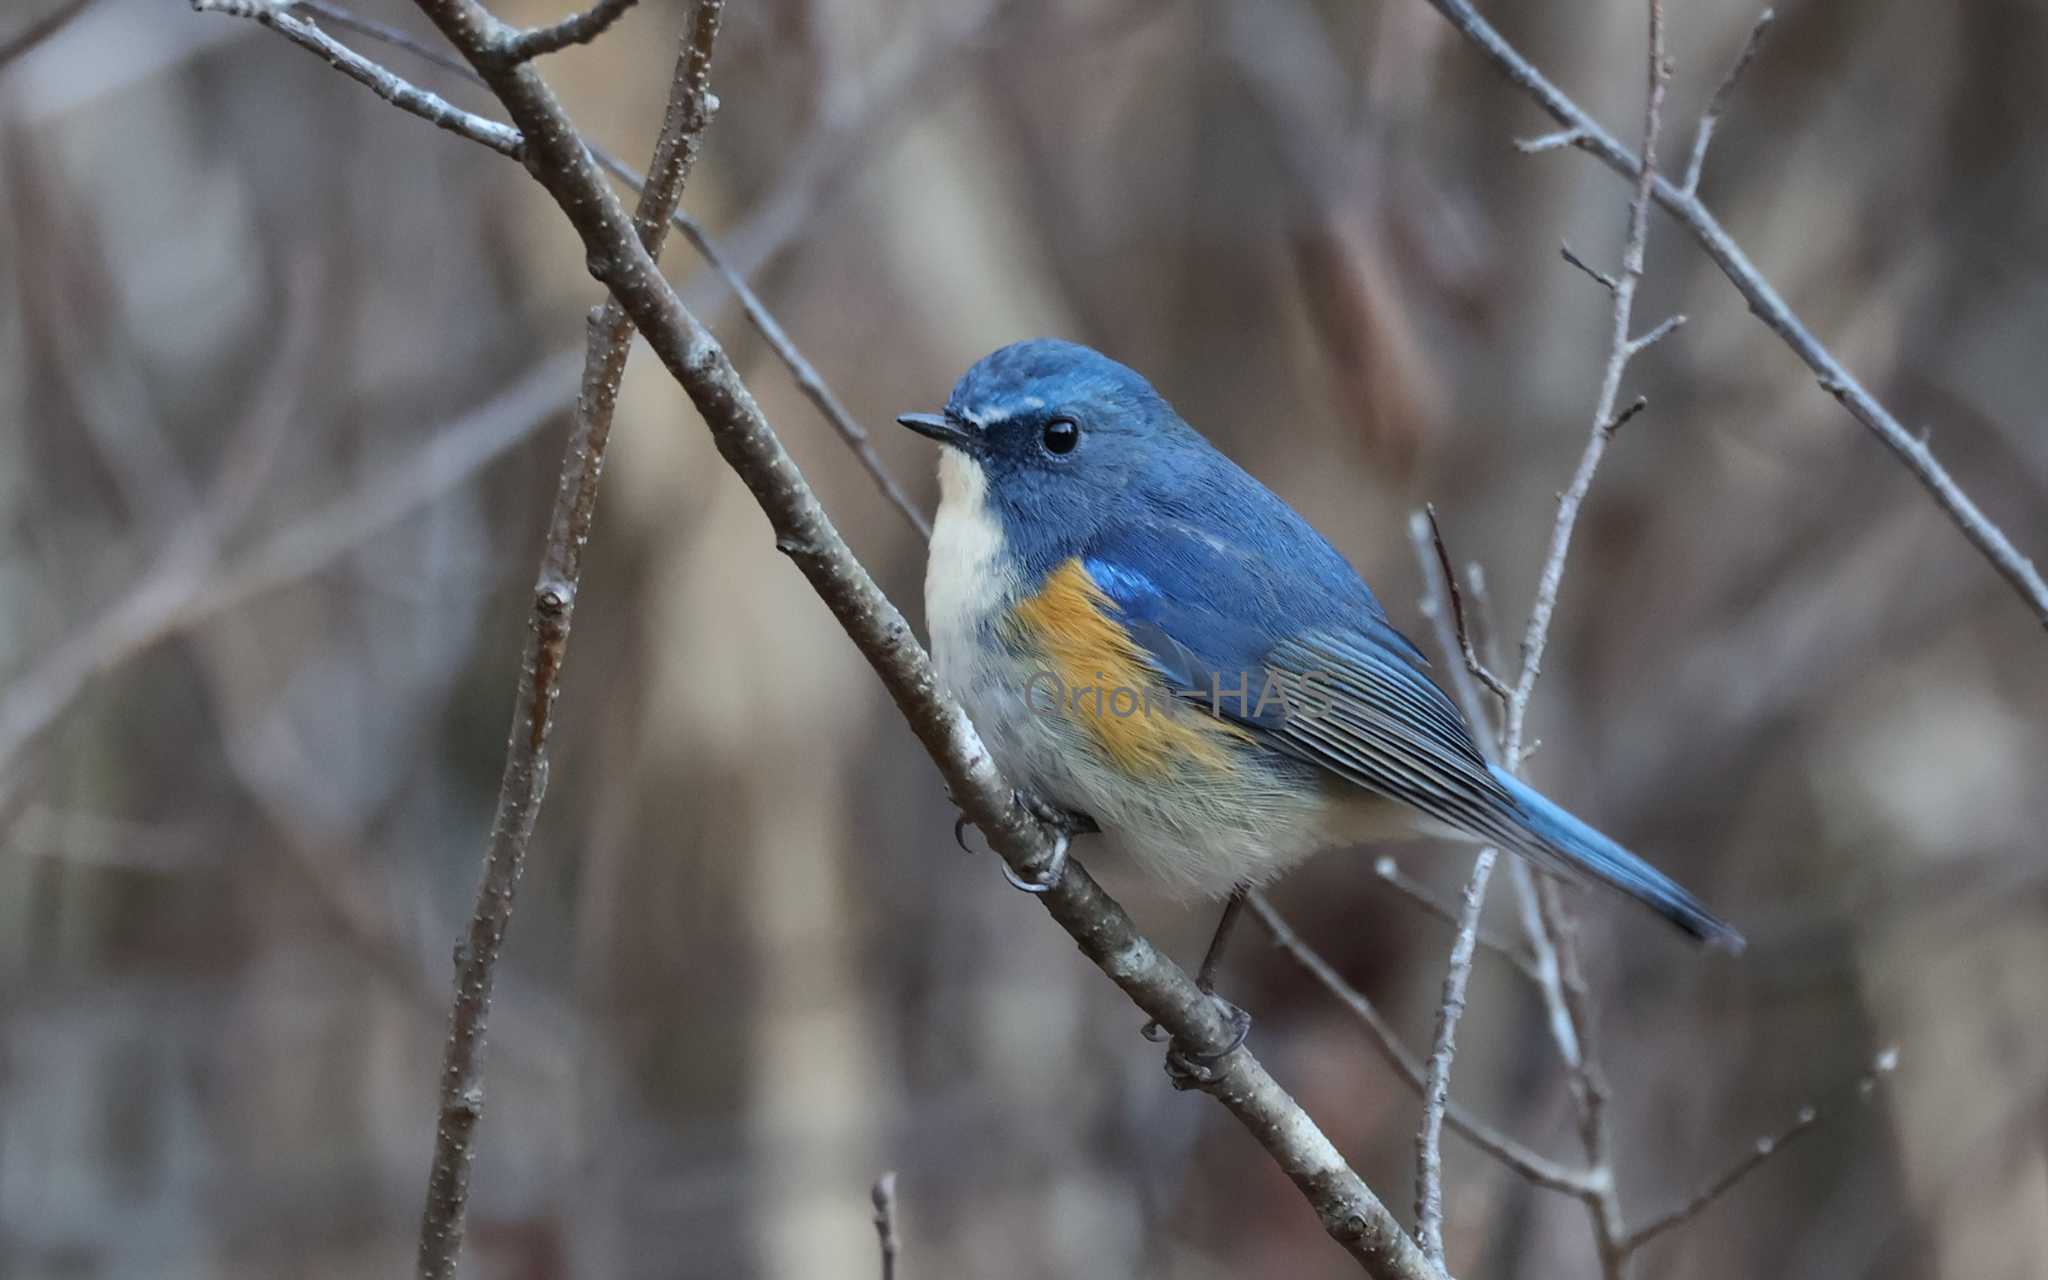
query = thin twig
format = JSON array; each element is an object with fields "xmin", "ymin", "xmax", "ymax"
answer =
[
  {"xmin": 292, "ymin": 0, "xmax": 472, "ymax": 74},
  {"xmin": 226, "ymin": 0, "xmax": 1441, "ymax": 1270},
  {"xmin": 1422, "ymin": 0, "xmax": 2048, "ymax": 632},
  {"xmin": 1374, "ymin": 856, "xmax": 1537, "ymax": 980},
  {"xmin": 1515, "ymin": 127, "xmax": 1584, "ymax": 154},
  {"xmin": 1627, "ymin": 314, "xmax": 1686, "ymax": 356},
  {"xmin": 411, "ymin": 6, "xmax": 724, "ymax": 1279},
  {"xmin": 192, "ymin": 0, "xmax": 524, "ymax": 157},
  {"xmin": 1416, "ymin": 5, "xmax": 1672, "ymax": 1269},
  {"xmin": 282, "ymin": 0, "xmax": 933, "ymax": 541},
  {"xmin": 871, "ymin": 1171, "xmax": 901, "ymax": 1280},
  {"xmin": 1405, "ymin": 508, "xmax": 1512, "ymax": 1265},
  {"xmin": 1249, "ymin": 894, "xmax": 1598, "ymax": 1199},
  {"xmin": 1682, "ymin": 8, "xmax": 1775, "ymax": 195},
  {"xmin": 0, "ymin": 0, "xmax": 96, "ymax": 70},
  {"xmin": 0, "ymin": 351, "xmax": 578, "ymax": 790},
  {"xmin": 1620, "ymin": 1046, "xmax": 1898, "ymax": 1256},
  {"xmin": 1559, "ymin": 242, "xmax": 1617, "ymax": 293},
  {"xmin": 1412, "ymin": 837, "xmax": 1492, "ymax": 1264},
  {"xmin": 1422, "ymin": 504, "xmax": 1510, "ymax": 709},
  {"xmin": 496, "ymin": 0, "xmax": 637, "ymax": 64},
  {"xmin": 586, "ymin": 152, "xmax": 933, "ymax": 539}
]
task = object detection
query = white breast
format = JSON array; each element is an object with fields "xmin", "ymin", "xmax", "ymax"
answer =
[{"xmin": 925, "ymin": 449, "xmax": 1015, "ymax": 683}]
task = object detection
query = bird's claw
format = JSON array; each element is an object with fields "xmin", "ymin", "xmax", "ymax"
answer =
[
  {"xmin": 1000, "ymin": 830, "xmax": 1068, "ymax": 894},
  {"xmin": 1150, "ymin": 996, "xmax": 1253, "ymax": 1090},
  {"xmin": 949, "ymin": 789, "xmax": 1091, "ymax": 892}
]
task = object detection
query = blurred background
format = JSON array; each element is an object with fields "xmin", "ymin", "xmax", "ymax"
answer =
[{"xmin": 5, "ymin": 0, "xmax": 2047, "ymax": 1276}]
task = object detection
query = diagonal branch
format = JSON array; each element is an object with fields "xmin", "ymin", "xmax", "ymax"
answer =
[
  {"xmin": 409, "ymin": 6, "xmax": 723, "ymax": 1279},
  {"xmin": 1249, "ymin": 893, "xmax": 1597, "ymax": 1199},
  {"xmin": 1620, "ymin": 1046, "xmax": 1897, "ymax": 1257},
  {"xmin": 496, "ymin": 0, "xmax": 636, "ymax": 64},
  {"xmin": 1682, "ymin": 7, "xmax": 1774, "ymax": 196},
  {"xmin": 0, "ymin": 0, "xmax": 97, "ymax": 71},
  {"xmin": 203, "ymin": 0, "xmax": 1441, "ymax": 1272},
  {"xmin": 1417, "ymin": 0, "xmax": 2048, "ymax": 632},
  {"xmin": 1373, "ymin": 856, "xmax": 1537, "ymax": 979},
  {"xmin": 191, "ymin": 0, "xmax": 523, "ymax": 156},
  {"xmin": 584, "ymin": 149, "xmax": 932, "ymax": 540},
  {"xmin": 274, "ymin": 0, "xmax": 933, "ymax": 540}
]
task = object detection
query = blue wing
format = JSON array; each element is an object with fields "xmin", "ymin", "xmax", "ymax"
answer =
[
  {"xmin": 1079, "ymin": 518, "xmax": 1523, "ymax": 845},
  {"xmin": 1080, "ymin": 514, "xmax": 1741, "ymax": 948}
]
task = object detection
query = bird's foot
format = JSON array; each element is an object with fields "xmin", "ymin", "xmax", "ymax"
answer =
[
  {"xmin": 1142, "ymin": 995, "xmax": 1252, "ymax": 1090},
  {"xmin": 953, "ymin": 790, "xmax": 1095, "ymax": 893},
  {"xmin": 1000, "ymin": 830, "xmax": 1069, "ymax": 894},
  {"xmin": 1013, "ymin": 789, "xmax": 1099, "ymax": 836}
]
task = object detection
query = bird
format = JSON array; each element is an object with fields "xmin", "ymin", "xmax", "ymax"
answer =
[{"xmin": 897, "ymin": 338, "xmax": 1743, "ymax": 970}]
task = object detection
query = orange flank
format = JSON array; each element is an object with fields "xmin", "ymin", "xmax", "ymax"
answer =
[{"xmin": 1006, "ymin": 559, "xmax": 1247, "ymax": 778}]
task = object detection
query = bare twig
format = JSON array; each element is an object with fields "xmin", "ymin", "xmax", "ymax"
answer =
[
  {"xmin": 291, "ymin": 0, "xmax": 472, "ymax": 75},
  {"xmin": 1412, "ymin": 834, "xmax": 1495, "ymax": 1266},
  {"xmin": 1682, "ymin": 8, "xmax": 1775, "ymax": 195},
  {"xmin": 0, "ymin": 0, "xmax": 96, "ymax": 71},
  {"xmin": 1373, "ymin": 856, "xmax": 1536, "ymax": 980},
  {"xmin": 411, "ymin": 7, "xmax": 724, "ymax": 1279},
  {"xmin": 871, "ymin": 1171, "xmax": 901, "ymax": 1280},
  {"xmin": 1248, "ymin": 893, "xmax": 1597, "ymax": 1199},
  {"xmin": 586, "ymin": 153, "xmax": 933, "ymax": 540},
  {"xmin": 1505, "ymin": 0, "xmax": 1668, "ymax": 771},
  {"xmin": 191, "ymin": 0, "xmax": 524, "ymax": 157},
  {"xmin": 1422, "ymin": 504, "xmax": 1510, "ymax": 710},
  {"xmin": 1416, "ymin": 5, "xmax": 1672, "ymax": 1268},
  {"xmin": 1621, "ymin": 1046, "xmax": 1898, "ymax": 1256},
  {"xmin": 1559, "ymin": 242, "xmax": 1617, "ymax": 293},
  {"xmin": 1420, "ymin": 0, "xmax": 2048, "ymax": 632},
  {"xmin": 495, "ymin": 0, "xmax": 636, "ymax": 64},
  {"xmin": 1627, "ymin": 314, "xmax": 1686, "ymax": 356},
  {"xmin": 278, "ymin": 0, "xmax": 933, "ymax": 541},
  {"xmin": 1515, "ymin": 127, "xmax": 1584, "ymax": 154},
  {"xmin": 0, "ymin": 351, "xmax": 578, "ymax": 790},
  {"xmin": 207, "ymin": 0, "xmax": 1440, "ymax": 1271}
]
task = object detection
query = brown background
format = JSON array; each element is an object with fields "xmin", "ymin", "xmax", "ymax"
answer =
[{"xmin": 4, "ymin": 0, "xmax": 2046, "ymax": 1276}]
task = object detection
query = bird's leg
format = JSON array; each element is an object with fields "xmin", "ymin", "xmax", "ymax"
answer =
[
  {"xmin": 1145, "ymin": 888, "xmax": 1254, "ymax": 1088},
  {"xmin": 1195, "ymin": 888, "xmax": 1249, "ymax": 995}
]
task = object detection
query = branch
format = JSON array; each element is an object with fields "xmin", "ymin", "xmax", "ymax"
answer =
[
  {"xmin": 191, "ymin": 0, "xmax": 524, "ymax": 157},
  {"xmin": 1620, "ymin": 1046, "xmax": 1898, "ymax": 1256},
  {"xmin": 281, "ymin": 0, "xmax": 933, "ymax": 541},
  {"xmin": 0, "ymin": 351, "xmax": 578, "ymax": 790},
  {"xmin": 1411, "ymin": 834, "xmax": 1495, "ymax": 1265},
  {"xmin": 1415, "ymin": 3, "xmax": 1671, "ymax": 1268},
  {"xmin": 1420, "ymin": 0, "xmax": 2048, "ymax": 632},
  {"xmin": 1421, "ymin": 504, "xmax": 1510, "ymax": 712},
  {"xmin": 0, "ymin": 0, "xmax": 96, "ymax": 71},
  {"xmin": 1247, "ymin": 894, "xmax": 1597, "ymax": 1199},
  {"xmin": 871, "ymin": 1171, "xmax": 900, "ymax": 1280},
  {"xmin": 412, "ymin": 6, "xmax": 724, "ymax": 1279},
  {"xmin": 585, "ymin": 152, "xmax": 933, "ymax": 540},
  {"xmin": 1681, "ymin": 7, "xmax": 1774, "ymax": 196},
  {"xmin": 1373, "ymin": 856, "xmax": 1536, "ymax": 980},
  {"xmin": 208, "ymin": 0, "xmax": 1442, "ymax": 1270},
  {"xmin": 496, "ymin": 0, "xmax": 636, "ymax": 64}
]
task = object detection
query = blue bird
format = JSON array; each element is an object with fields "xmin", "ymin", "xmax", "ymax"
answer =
[{"xmin": 898, "ymin": 339, "xmax": 1742, "ymax": 955}]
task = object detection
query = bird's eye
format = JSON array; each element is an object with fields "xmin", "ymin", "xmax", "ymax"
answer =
[{"xmin": 1042, "ymin": 417, "xmax": 1080, "ymax": 455}]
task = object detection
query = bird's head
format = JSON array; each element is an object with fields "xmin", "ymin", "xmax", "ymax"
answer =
[{"xmin": 898, "ymin": 339, "xmax": 1205, "ymax": 574}]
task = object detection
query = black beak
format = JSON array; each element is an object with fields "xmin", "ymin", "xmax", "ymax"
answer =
[{"xmin": 896, "ymin": 411, "xmax": 975, "ymax": 449}]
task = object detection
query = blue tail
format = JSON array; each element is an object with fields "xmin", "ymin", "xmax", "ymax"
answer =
[{"xmin": 1487, "ymin": 765, "xmax": 1744, "ymax": 951}]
